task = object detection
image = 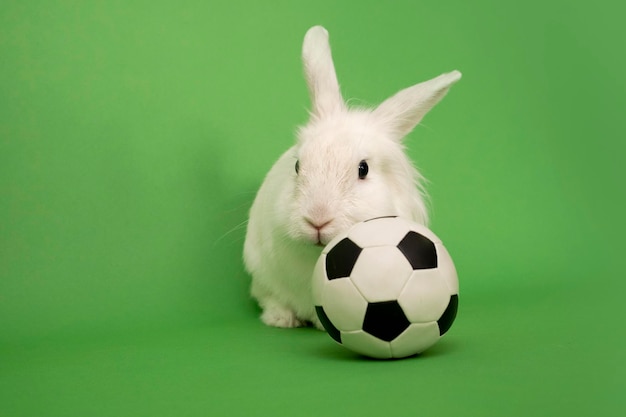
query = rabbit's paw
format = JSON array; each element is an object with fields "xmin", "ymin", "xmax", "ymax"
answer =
[{"xmin": 260, "ymin": 305, "xmax": 304, "ymax": 328}]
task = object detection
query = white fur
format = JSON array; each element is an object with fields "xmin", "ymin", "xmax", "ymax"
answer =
[{"xmin": 243, "ymin": 26, "xmax": 461, "ymax": 328}]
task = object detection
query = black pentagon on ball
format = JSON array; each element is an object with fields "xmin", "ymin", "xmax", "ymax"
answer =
[
  {"xmin": 315, "ymin": 305, "xmax": 342, "ymax": 343},
  {"xmin": 325, "ymin": 238, "xmax": 363, "ymax": 280},
  {"xmin": 397, "ymin": 231, "xmax": 438, "ymax": 270},
  {"xmin": 437, "ymin": 294, "xmax": 459, "ymax": 336},
  {"xmin": 362, "ymin": 301, "xmax": 410, "ymax": 342}
]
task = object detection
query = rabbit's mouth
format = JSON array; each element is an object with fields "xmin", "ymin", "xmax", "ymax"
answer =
[
  {"xmin": 304, "ymin": 218, "xmax": 335, "ymax": 247},
  {"xmin": 310, "ymin": 234, "xmax": 328, "ymax": 247}
]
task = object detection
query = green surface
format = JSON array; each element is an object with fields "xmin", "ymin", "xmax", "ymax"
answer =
[{"xmin": 1, "ymin": 1, "xmax": 624, "ymax": 416}]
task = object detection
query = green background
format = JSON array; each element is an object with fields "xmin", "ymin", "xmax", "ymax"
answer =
[{"xmin": 1, "ymin": 0, "xmax": 624, "ymax": 416}]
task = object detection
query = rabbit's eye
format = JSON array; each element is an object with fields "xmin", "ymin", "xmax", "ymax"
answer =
[
  {"xmin": 358, "ymin": 160, "xmax": 369, "ymax": 179},
  {"xmin": 295, "ymin": 160, "xmax": 300, "ymax": 174}
]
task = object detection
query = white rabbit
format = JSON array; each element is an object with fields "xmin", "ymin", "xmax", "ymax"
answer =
[{"xmin": 243, "ymin": 26, "xmax": 461, "ymax": 329}]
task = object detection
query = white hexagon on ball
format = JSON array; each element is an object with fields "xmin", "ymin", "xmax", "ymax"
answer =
[
  {"xmin": 321, "ymin": 278, "xmax": 368, "ymax": 332},
  {"xmin": 348, "ymin": 216, "xmax": 415, "ymax": 247},
  {"xmin": 390, "ymin": 322, "xmax": 441, "ymax": 358},
  {"xmin": 349, "ymin": 246, "xmax": 413, "ymax": 303},
  {"xmin": 434, "ymin": 242, "xmax": 459, "ymax": 294},
  {"xmin": 341, "ymin": 330, "xmax": 392, "ymax": 359},
  {"xmin": 398, "ymin": 268, "xmax": 452, "ymax": 323}
]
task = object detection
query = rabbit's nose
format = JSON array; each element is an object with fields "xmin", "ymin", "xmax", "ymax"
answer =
[{"xmin": 305, "ymin": 218, "xmax": 333, "ymax": 231}]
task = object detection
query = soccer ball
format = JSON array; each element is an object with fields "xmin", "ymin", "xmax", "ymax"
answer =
[{"xmin": 312, "ymin": 216, "xmax": 459, "ymax": 359}]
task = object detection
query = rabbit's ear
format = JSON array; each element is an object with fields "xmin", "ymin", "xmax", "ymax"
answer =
[
  {"xmin": 373, "ymin": 70, "xmax": 462, "ymax": 139},
  {"xmin": 302, "ymin": 26, "xmax": 345, "ymax": 119}
]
